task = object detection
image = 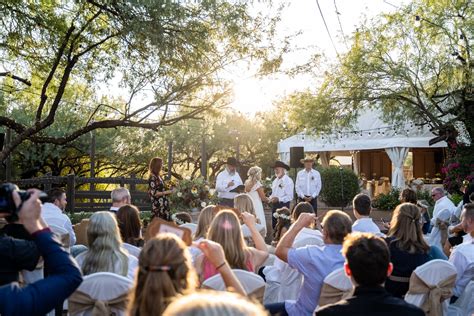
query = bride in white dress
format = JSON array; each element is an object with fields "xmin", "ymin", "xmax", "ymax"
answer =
[{"xmin": 244, "ymin": 166, "xmax": 269, "ymax": 237}]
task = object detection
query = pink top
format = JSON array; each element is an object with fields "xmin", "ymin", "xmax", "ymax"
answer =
[{"xmin": 202, "ymin": 256, "xmax": 254, "ymax": 281}]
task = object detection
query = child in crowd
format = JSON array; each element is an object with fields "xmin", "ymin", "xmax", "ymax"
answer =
[
  {"xmin": 272, "ymin": 207, "xmax": 291, "ymax": 247},
  {"xmin": 172, "ymin": 212, "xmax": 192, "ymax": 226}
]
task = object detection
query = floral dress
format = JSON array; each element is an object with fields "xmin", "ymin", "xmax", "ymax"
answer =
[{"xmin": 148, "ymin": 174, "xmax": 171, "ymax": 221}]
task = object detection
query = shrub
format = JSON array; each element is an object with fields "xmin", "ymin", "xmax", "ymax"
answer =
[
  {"xmin": 372, "ymin": 188, "xmax": 401, "ymax": 211},
  {"xmin": 319, "ymin": 167, "xmax": 360, "ymax": 208},
  {"xmin": 416, "ymin": 189, "xmax": 434, "ymax": 206}
]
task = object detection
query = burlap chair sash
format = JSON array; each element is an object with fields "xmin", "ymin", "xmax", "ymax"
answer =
[
  {"xmin": 318, "ymin": 283, "xmax": 353, "ymax": 307},
  {"xmin": 248, "ymin": 286, "xmax": 265, "ymax": 303},
  {"xmin": 435, "ymin": 218, "xmax": 449, "ymax": 246},
  {"xmin": 69, "ymin": 290, "xmax": 129, "ymax": 316},
  {"xmin": 408, "ymin": 272, "xmax": 456, "ymax": 316}
]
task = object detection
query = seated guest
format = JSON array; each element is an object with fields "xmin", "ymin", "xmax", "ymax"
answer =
[
  {"xmin": 315, "ymin": 233, "xmax": 424, "ymax": 316},
  {"xmin": 117, "ymin": 205, "xmax": 144, "ymax": 248},
  {"xmin": 417, "ymin": 200, "xmax": 431, "ymax": 235},
  {"xmin": 172, "ymin": 211, "xmax": 192, "ymax": 226},
  {"xmin": 110, "ymin": 187, "xmax": 131, "ymax": 213},
  {"xmin": 189, "ymin": 205, "xmax": 217, "ymax": 262},
  {"xmin": 384, "ymin": 203, "xmax": 446, "ymax": 298},
  {"xmin": 400, "ymin": 188, "xmax": 417, "ymax": 204},
  {"xmin": 163, "ymin": 291, "xmax": 267, "ymax": 316},
  {"xmin": 269, "ymin": 210, "xmax": 352, "ymax": 316},
  {"xmin": 75, "ymin": 211, "xmax": 138, "ymax": 279},
  {"xmin": 352, "ymin": 193, "xmax": 381, "ymax": 234},
  {"xmin": 0, "ymin": 189, "xmax": 82, "ymax": 315},
  {"xmin": 292, "ymin": 202, "xmax": 323, "ymax": 243},
  {"xmin": 234, "ymin": 194, "xmax": 266, "ymax": 238},
  {"xmin": 42, "ymin": 187, "xmax": 77, "ymax": 246},
  {"xmin": 195, "ymin": 210, "xmax": 268, "ymax": 282},
  {"xmin": 128, "ymin": 234, "xmax": 245, "ymax": 315},
  {"xmin": 449, "ymin": 203, "xmax": 474, "ymax": 301},
  {"xmin": 272, "ymin": 207, "xmax": 292, "ymax": 247}
]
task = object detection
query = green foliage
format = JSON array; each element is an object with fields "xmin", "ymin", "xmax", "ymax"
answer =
[
  {"xmin": 319, "ymin": 167, "xmax": 360, "ymax": 207},
  {"xmin": 416, "ymin": 189, "xmax": 434, "ymax": 206},
  {"xmin": 442, "ymin": 145, "xmax": 474, "ymax": 194},
  {"xmin": 168, "ymin": 177, "xmax": 217, "ymax": 212},
  {"xmin": 372, "ymin": 188, "xmax": 402, "ymax": 211},
  {"xmin": 450, "ymin": 193, "xmax": 464, "ymax": 206}
]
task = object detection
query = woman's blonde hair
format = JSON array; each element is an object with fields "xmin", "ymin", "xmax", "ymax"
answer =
[
  {"xmin": 163, "ymin": 290, "xmax": 267, "ymax": 316},
  {"xmin": 388, "ymin": 203, "xmax": 430, "ymax": 254},
  {"xmin": 194, "ymin": 205, "xmax": 217, "ymax": 240},
  {"xmin": 129, "ymin": 233, "xmax": 197, "ymax": 316},
  {"xmin": 245, "ymin": 166, "xmax": 262, "ymax": 185},
  {"xmin": 233, "ymin": 194, "xmax": 259, "ymax": 223},
  {"xmin": 82, "ymin": 211, "xmax": 129, "ymax": 276},
  {"xmin": 207, "ymin": 210, "xmax": 249, "ymax": 270}
]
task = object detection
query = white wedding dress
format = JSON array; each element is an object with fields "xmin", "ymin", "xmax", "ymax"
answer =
[{"xmin": 247, "ymin": 181, "xmax": 267, "ymax": 237}]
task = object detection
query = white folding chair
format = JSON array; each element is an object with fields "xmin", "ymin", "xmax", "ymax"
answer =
[
  {"xmin": 405, "ymin": 259, "xmax": 457, "ymax": 316},
  {"xmin": 428, "ymin": 209, "xmax": 451, "ymax": 249},
  {"xmin": 180, "ymin": 223, "xmax": 198, "ymax": 236},
  {"xmin": 122, "ymin": 242, "xmax": 141, "ymax": 258},
  {"xmin": 202, "ymin": 269, "xmax": 266, "ymax": 302},
  {"xmin": 68, "ymin": 272, "xmax": 133, "ymax": 316},
  {"xmin": 318, "ymin": 267, "xmax": 353, "ymax": 308}
]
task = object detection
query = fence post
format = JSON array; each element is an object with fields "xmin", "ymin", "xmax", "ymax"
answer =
[
  {"xmin": 167, "ymin": 141, "xmax": 173, "ymax": 180},
  {"xmin": 130, "ymin": 173, "xmax": 136, "ymax": 192},
  {"xmin": 67, "ymin": 174, "xmax": 76, "ymax": 213},
  {"xmin": 5, "ymin": 129, "xmax": 11, "ymax": 181},
  {"xmin": 44, "ymin": 172, "xmax": 52, "ymax": 192},
  {"xmin": 119, "ymin": 176, "xmax": 125, "ymax": 188}
]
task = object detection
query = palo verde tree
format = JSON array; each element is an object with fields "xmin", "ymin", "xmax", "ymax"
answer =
[
  {"xmin": 0, "ymin": 0, "xmax": 287, "ymax": 162},
  {"xmin": 287, "ymin": 0, "xmax": 473, "ymax": 144}
]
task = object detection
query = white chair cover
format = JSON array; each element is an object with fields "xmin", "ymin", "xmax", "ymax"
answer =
[
  {"xmin": 202, "ymin": 269, "xmax": 265, "ymax": 302},
  {"xmin": 448, "ymin": 280, "xmax": 474, "ymax": 316},
  {"xmin": 428, "ymin": 209, "xmax": 452, "ymax": 249},
  {"xmin": 68, "ymin": 272, "xmax": 133, "ymax": 316},
  {"xmin": 318, "ymin": 267, "xmax": 353, "ymax": 308},
  {"xmin": 263, "ymin": 237, "xmax": 324, "ymax": 304},
  {"xmin": 405, "ymin": 259, "xmax": 457, "ymax": 316},
  {"xmin": 180, "ymin": 223, "xmax": 197, "ymax": 236},
  {"xmin": 122, "ymin": 243, "xmax": 141, "ymax": 258}
]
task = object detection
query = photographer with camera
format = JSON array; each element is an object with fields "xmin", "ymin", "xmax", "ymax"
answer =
[{"xmin": 0, "ymin": 184, "xmax": 83, "ymax": 315}]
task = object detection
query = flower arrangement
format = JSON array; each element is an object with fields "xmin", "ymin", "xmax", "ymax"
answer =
[{"xmin": 168, "ymin": 177, "xmax": 217, "ymax": 212}]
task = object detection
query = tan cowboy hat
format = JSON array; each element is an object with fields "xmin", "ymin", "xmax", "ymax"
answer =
[{"xmin": 300, "ymin": 155, "xmax": 315, "ymax": 164}]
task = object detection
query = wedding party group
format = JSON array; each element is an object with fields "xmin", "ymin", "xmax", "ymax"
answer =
[{"xmin": 0, "ymin": 154, "xmax": 473, "ymax": 316}]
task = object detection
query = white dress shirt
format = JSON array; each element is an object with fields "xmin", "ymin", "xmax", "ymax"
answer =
[
  {"xmin": 431, "ymin": 196, "xmax": 455, "ymax": 225},
  {"xmin": 42, "ymin": 202, "xmax": 76, "ymax": 246},
  {"xmin": 352, "ymin": 217, "xmax": 381, "ymax": 234},
  {"xmin": 270, "ymin": 174, "xmax": 294, "ymax": 204},
  {"xmin": 295, "ymin": 169, "xmax": 322, "ymax": 199},
  {"xmin": 449, "ymin": 241, "xmax": 474, "ymax": 297},
  {"xmin": 215, "ymin": 168, "xmax": 243, "ymax": 200}
]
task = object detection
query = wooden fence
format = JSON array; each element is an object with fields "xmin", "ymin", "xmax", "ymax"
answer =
[{"xmin": 10, "ymin": 174, "xmax": 151, "ymax": 213}]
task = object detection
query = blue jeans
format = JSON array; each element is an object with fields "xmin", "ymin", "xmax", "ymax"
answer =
[{"xmin": 265, "ymin": 302, "xmax": 288, "ymax": 316}]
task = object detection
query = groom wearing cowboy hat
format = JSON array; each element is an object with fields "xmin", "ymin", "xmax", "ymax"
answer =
[
  {"xmin": 269, "ymin": 160, "xmax": 294, "ymax": 228},
  {"xmin": 296, "ymin": 155, "xmax": 321, "ymax": 214}
]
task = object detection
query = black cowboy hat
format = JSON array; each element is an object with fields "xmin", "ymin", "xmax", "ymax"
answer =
[
  {"xmin": 226, "ymin": 157, "xmax": 239, "ymax": 166},
  {"xmin": 272, "ymin": 160, "xmax": 290, "ymax": 170}
]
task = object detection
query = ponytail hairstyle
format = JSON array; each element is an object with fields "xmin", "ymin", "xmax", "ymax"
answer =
[
  {"xmin": 388, "ymin": 203, "xmax": 430, "ymax": 254},
  {"xmin": 273, "ymin": 207, "xmax": 291, "ymax": 243},
  {"xmin": 128, "ymin": 233, "xmax": 197, "ymax": 316}
]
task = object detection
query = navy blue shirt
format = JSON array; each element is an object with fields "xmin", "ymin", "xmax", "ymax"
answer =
[{"xmin": 0, "ymin": 229, "xmax": 83, "ymax": 316}]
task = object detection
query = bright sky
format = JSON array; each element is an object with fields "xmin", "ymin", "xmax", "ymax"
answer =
[
  {"xmin": 230, "ymin": 0, "xmax": 408, "ymax": 115},
  {"xmin": 101, "ymin": 0, "xmax": 408, "ymax": 116}
]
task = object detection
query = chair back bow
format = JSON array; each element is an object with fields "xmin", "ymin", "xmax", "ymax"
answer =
[
  {"xmin": 408, "ymin": 272, "xmax": 456, "ymax": 316},
  {"xmin": 318, "ymin": 282, "xmax": 353, "ymax": 308},
  {"xmin": 69, "ymin": 290, "xmax": 129, "ymax": 316}
]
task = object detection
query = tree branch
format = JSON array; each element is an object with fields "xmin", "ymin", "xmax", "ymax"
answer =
[{"xmin": 0, "ymin": 72, "xmax": 31, "ymax": 86}]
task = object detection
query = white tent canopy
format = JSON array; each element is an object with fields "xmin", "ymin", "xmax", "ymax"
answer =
[{"xmin": 278, "ymin": 110, "xmax": 447, "ymax": 188}]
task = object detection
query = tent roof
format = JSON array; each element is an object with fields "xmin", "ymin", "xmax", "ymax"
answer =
[{"xmin": 278, "ymin": 110, "xmax": 447, "ymax": 153}]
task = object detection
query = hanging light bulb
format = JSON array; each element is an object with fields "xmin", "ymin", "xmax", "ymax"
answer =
[
  {"xmin": 368, "ymin": 132, "xmax": 372, "ymax": 136},
  {"xmin": 414, "ymin": 15, "xmax": 421, "ymax": 27}
]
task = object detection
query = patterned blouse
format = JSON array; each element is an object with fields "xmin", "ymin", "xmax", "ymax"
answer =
[{"xmin": 148, "ymin": 174, "xmax": 171, "ymax": 221}]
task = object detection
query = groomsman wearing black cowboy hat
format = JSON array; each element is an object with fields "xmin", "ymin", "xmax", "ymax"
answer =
[
  {"xmin": 269, "ymin": 160, "xmax": 294, "ymax": 228},
  {"xmin": 215, "ymin": 157, "xmax": 243, "ymax": 208}
]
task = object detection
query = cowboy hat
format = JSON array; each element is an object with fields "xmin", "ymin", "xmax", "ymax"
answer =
[
  {"xmin": 300, "ymin": 155, "xmax": 315, "ymax": 164},
  {"xmin": 272, "ymin": 160, "xmax": 290, "ymax": 170},
  {"xmin": 226, "ymin": 157, "xmax": 239, "ymax": 166}
]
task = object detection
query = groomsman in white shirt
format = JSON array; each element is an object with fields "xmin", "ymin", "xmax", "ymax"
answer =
[
  {"xmin": 296, "ymin": 156, "xmax": 321, "ymax": 214},
  {"xmin": 269, "ymin": 161, "xmax": 294, "ymax": 228},
  {"xmin": 216, "ymin": 157, "xmax": 243, "ymax": 207}
]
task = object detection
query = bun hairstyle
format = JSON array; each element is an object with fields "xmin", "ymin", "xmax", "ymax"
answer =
[{"xmin": 128, "ymin": 233, "xmax": 197, "ymax": 316}]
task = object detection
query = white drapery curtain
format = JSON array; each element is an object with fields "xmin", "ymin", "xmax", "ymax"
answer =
[
  {"xmin": 319, "ymin": 152, "xmax": 331, "ymax": 168},
  {"xmin": 279, "ymin": 152, "xmax": 290, "ymax": 165},
  {"xmin": 351, "ymin": 151, "xmax": 361, "ymax": 175},
  {"xmin": 385, "ymin": 147, "xmax": 409, "ymax": 188}
]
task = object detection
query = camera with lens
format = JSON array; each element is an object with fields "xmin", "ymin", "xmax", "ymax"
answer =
[{"xmin": 0, "ymin": 183, "xmax": 47, "ymax": 223}]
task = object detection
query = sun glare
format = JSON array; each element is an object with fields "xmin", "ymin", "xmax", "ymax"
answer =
[{"xmin": 231, "ymin": 77, "xmax": 274, "ymax": 115}]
